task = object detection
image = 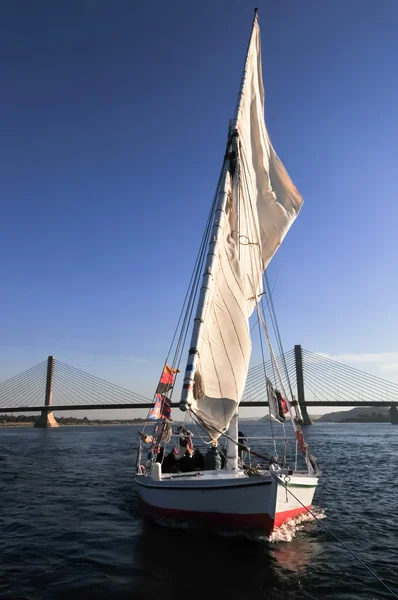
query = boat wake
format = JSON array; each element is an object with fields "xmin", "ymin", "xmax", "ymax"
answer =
[
  {"xmin": 147, "ymin": 506, "xmax": 326, "ymax": 543},
  {"xmin": 267, "ymin": 506, "xmax": 326, "ymax": 543}
]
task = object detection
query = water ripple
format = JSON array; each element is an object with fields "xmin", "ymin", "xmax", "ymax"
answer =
[{"xmin": 1, "ymin": 423, "xmax": 398, "ymax": 599}]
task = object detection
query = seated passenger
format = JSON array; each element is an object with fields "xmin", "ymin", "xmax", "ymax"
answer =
[
  {"xmin": 238, "ymin": 431, "xmax": 248, "ymax": 459},
  {"xmin": 179, "ymin": 450, "xmax": 195, "ymax": 473},
  {"xmin": 193, "ymin": 447, "xmax": 204, "ymax": 470},
  {"xmin": 155, "ymin": 447, "xmax": 164, "ymax": 463},
  {"xmin": 162, "ymin": 449, "xmax": 179, "ymax": 473},
  {"xmin": 204, "ymin": 446, "xmax": 222, "ymax": 470}
]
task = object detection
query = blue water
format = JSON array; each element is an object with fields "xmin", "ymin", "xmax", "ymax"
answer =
[{"xmin": 0, "ymin": 422, "xmax": 397, "ymax": 599}]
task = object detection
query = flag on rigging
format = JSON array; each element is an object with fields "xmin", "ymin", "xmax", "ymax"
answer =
[
  {"xmin": 266, "ymin": 378, "xmax": 285, "ymax": 423},
  {"xmin": 280, "ymin": 395, "xmax": 289, "ymax": 415},
  {"xmin": 159, "ymin": 394, "xmax": 171, "ymax": 420},
  {"xmin": 148, "ymin": 394, "xmax": 171, "ymax": 420},
  {"xmin": 156, "ymin": 365, "xmax": 179, "ymax": 394}
]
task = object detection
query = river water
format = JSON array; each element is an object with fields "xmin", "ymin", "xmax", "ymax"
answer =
[{"xmin": 1, "ymin": 422, "xmax": 397, "ymax": 600}]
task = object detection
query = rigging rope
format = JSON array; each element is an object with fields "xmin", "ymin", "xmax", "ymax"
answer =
[
  {"xmin": 264, "ymin": 272, "xmax": 294, "ymax": 400},
  {"xmin": 140, "ymin": 143, "xmax": 234, "ymax": 438},
  {"xmin": 257, "ymin": 305, "xmax": 277, "ymax": 457}
]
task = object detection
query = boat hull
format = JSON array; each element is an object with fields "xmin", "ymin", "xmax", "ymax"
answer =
[
  {"xmin": 135, "ymin": 469, "xmax": 318, "ymax": 534},
  {"xmin": 274, "ymin": 473, "xmax": 318, "ymax": 528},
  {"xmin": 136, "ymin": 470, "xmax": 277, "ymax": 534}
]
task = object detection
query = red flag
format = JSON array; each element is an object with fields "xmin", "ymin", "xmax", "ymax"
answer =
[
  {"xmin": 156, "ymin": 365, "xmax": 179, "ymax": 394},
  {"xmin": 296, "ymin": 431, "xmax": 307, "ymax": 454},
  {"xmin": 280, "ymin": 397, "xmax": 289, "ymax": 414}
]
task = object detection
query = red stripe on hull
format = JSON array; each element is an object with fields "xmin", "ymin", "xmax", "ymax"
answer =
[
  {"xmin": 274, "ymin": 505, "xmax": 312, "ymax": 528},
  {"xmin": 141, "ymin": 500, "xmax": 275, "ymax": 534}
]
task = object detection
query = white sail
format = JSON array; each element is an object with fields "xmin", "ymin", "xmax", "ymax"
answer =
[
  {"xmin": 181, "ymin": 14, "xmax": 303, "ymax": 439},
  {"xmin": 236, "ymin": 17, "xmax": 303, "ymax": 274}
]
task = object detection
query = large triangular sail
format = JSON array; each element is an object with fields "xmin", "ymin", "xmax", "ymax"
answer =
[{"xmin": 180, "ymin": 12, "xmax": 303, "ymax": 439}]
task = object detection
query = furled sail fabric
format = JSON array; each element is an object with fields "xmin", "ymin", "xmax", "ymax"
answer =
[{"xmin": 183, "ymin": 16, "xmax": 303, "ymax": 439}]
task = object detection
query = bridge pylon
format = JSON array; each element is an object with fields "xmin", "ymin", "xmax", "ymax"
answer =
[
  {"xmin": 34, "ymin": 356, "xmax": 59, "ymax": 428},
  {"xmin": 294, "ymin": 345, "xmax": 312, "ymax": 426},
  {"xmin": 390, "ymin": 404, "xmax": 398, "ymax": 425}
]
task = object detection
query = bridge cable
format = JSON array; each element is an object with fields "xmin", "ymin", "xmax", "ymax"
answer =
[
  {"xmin": 303, "ymin": 349, "xmax": 398, "ymax": 394},
  {"xmin": 56, "ymin": 360, "xmax": 150, "ymax": 402},
  {"xmin": 303, "ymin": 369, "xmax": 374, "ymax": 405},
  {"xmin": 304, "ymin": 362, "xmax": 395, "ymax": 404},
  {"xmin": 55, "ymin": 361, "xmax": 150, "ymax": 405},
  {"xmin": 0, "ymin": 369, "xmax": 47, "ymax": 408},
  {"xmin": 0, "ymin": 362, "xmax": 47, "ymax": 406}
]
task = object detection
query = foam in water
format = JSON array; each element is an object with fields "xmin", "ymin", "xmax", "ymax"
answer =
[
  {"xmin": 148, "ymin": 506, "xmax": 327, "ymax": 543},
  {"xmin": 266, "ymin": 506, "xmax": 327, "ymax": 543}
]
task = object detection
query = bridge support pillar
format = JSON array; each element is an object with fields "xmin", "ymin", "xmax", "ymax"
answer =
[
  {"xmin": 389, "ymin": 404, "xmax": 398, "ymax": 425},
  {"xmin": 294, "ymin": 345, "xmax": 312, "ymax": 426},
  {"xmin": 34, "ymin": 356, "xmax": 59, "ymax": 428}
]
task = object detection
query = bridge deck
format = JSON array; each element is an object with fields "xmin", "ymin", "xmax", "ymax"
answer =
[{"xmin": 0, "ymin": 400, "xmax": 396, "ymax": 413}]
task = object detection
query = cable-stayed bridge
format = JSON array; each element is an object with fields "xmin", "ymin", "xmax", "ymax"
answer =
[{"xmin": 0, "ymin": 346, "xmax": 397, "ymax": 426}]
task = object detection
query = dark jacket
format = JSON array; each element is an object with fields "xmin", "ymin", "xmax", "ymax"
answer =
[
  {"xmin": 179, "ymin": 452, "xmax": 195, "ymax": 473},
  {"xmin": 162, "ymin": 451, "xmax": 178, "ymax": 473},
  {"xmin": 193, "ymin": 449, "xmax": 204, "ymax": 470},
  {"xmin": 204, "ymin": 447, "xmax": 222, "ymax": 470}
]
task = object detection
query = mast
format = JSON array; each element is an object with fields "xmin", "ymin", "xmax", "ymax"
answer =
[{"xmin": 179, "ymin": 156, "xmax": 232, "ymax": 413}]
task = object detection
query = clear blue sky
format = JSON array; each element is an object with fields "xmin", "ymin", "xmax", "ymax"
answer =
[{"xmin": 1, "ymin": 0, "xmax": 397, "ymax": 418}]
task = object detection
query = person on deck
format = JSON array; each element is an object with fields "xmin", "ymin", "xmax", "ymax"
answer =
[
  {"xmin": 204, "ymin": 446, "xmax": 222, "ymax": 470},
  {"xmin": 238, "ymin": 431, "xmax": 248, "ymax": 459},
  {"xmin": 179, "ymin": 450, "xmax": 195, "ymax": 473},
  {"xmin": 162, "ymin": 448, "xmax": 179, "ymax": 473},
  {"xmin": 155, "ymin": 447, "xmax": 164, "ymax": 463},
  {"xmin": 193, "ymin": 447, "xmax": 204, "ymax": 470},
  {"xmin": 176, "ymin": 426, "xmax": 193, "ymax": 459}
]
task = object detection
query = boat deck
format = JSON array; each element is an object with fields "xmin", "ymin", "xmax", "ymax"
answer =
[{"xmin": 160, "ymin": 469, "xmax": 256, "ymax": 482}]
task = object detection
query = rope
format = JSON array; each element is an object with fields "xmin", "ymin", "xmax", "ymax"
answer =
[
  {"xmin": 190, "ymin": 410, "xmax": 270, "ymax": 464},
  {"xmin": 275, "ymin": 476, "xmax": 398, "ymax": 599},
  {"xmin": 257, "ymin": 303, "xmax": 277, "ymax": 457},
  {"xmin": 264, "ymin": 272, "xmax": 294, "ymax": 400},
  {"xmin": 141, "ymin": 142, "xmax": 233, "ymax": 434},
  {"xmin": 191, "ymin": 415, "xmax": 213, "ymax": 447}
]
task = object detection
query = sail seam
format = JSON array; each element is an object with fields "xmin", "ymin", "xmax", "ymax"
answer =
[
  {"xmin": 217, "ymin": 256, "xmax": 249, "ymax": 369},
  {"xmin": 211, "ymin": 292, "xmax": 239, "ymax": 405}
]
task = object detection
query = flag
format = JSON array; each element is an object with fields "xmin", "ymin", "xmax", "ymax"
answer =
[
  {"xmin": 148, "ymin": 394, "xmax": 171, "ymax": 420},
  {"xmin": 148, "ymin": 396, "xmax": 161, "ymax": 420},
  {"xmin": 266, "ymin": 379, "xmax": 285, "ymax": 423},
  {"xmin": 280, "ymin": 396, "xmax": 289, "ymax": 415},
  {"xmin": 159, "ymin": 394, "xmax": 171, "ymax": 420},
  {"xmin": 296, "ymin": 431, "xmax": 307, "ymax": 454},
  {"xmin": 156, "ymin": 365, "xmax": 179, "ymax": 394}
]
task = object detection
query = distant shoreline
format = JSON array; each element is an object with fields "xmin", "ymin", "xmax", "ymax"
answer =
[
  {"xmin": 1, "ymin": 420, "xmax": 393, "ymax": 428},
  {"xmin": 0, "ymin": 422, "xmax": 144, "ymax": 428}
]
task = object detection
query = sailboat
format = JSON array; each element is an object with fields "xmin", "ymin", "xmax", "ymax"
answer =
[{"xmin": 135, "ymin": 10, "xmax": 320, "ymax": 536}]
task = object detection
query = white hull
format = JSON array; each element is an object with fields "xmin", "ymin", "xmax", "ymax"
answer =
[
  {"xmin": 274, "ymin": 472, "xmax": 318, "ymax": 528},
  {"xmin": 135, "ymin": 468, "xmax": 318, "ymax": 535}
]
